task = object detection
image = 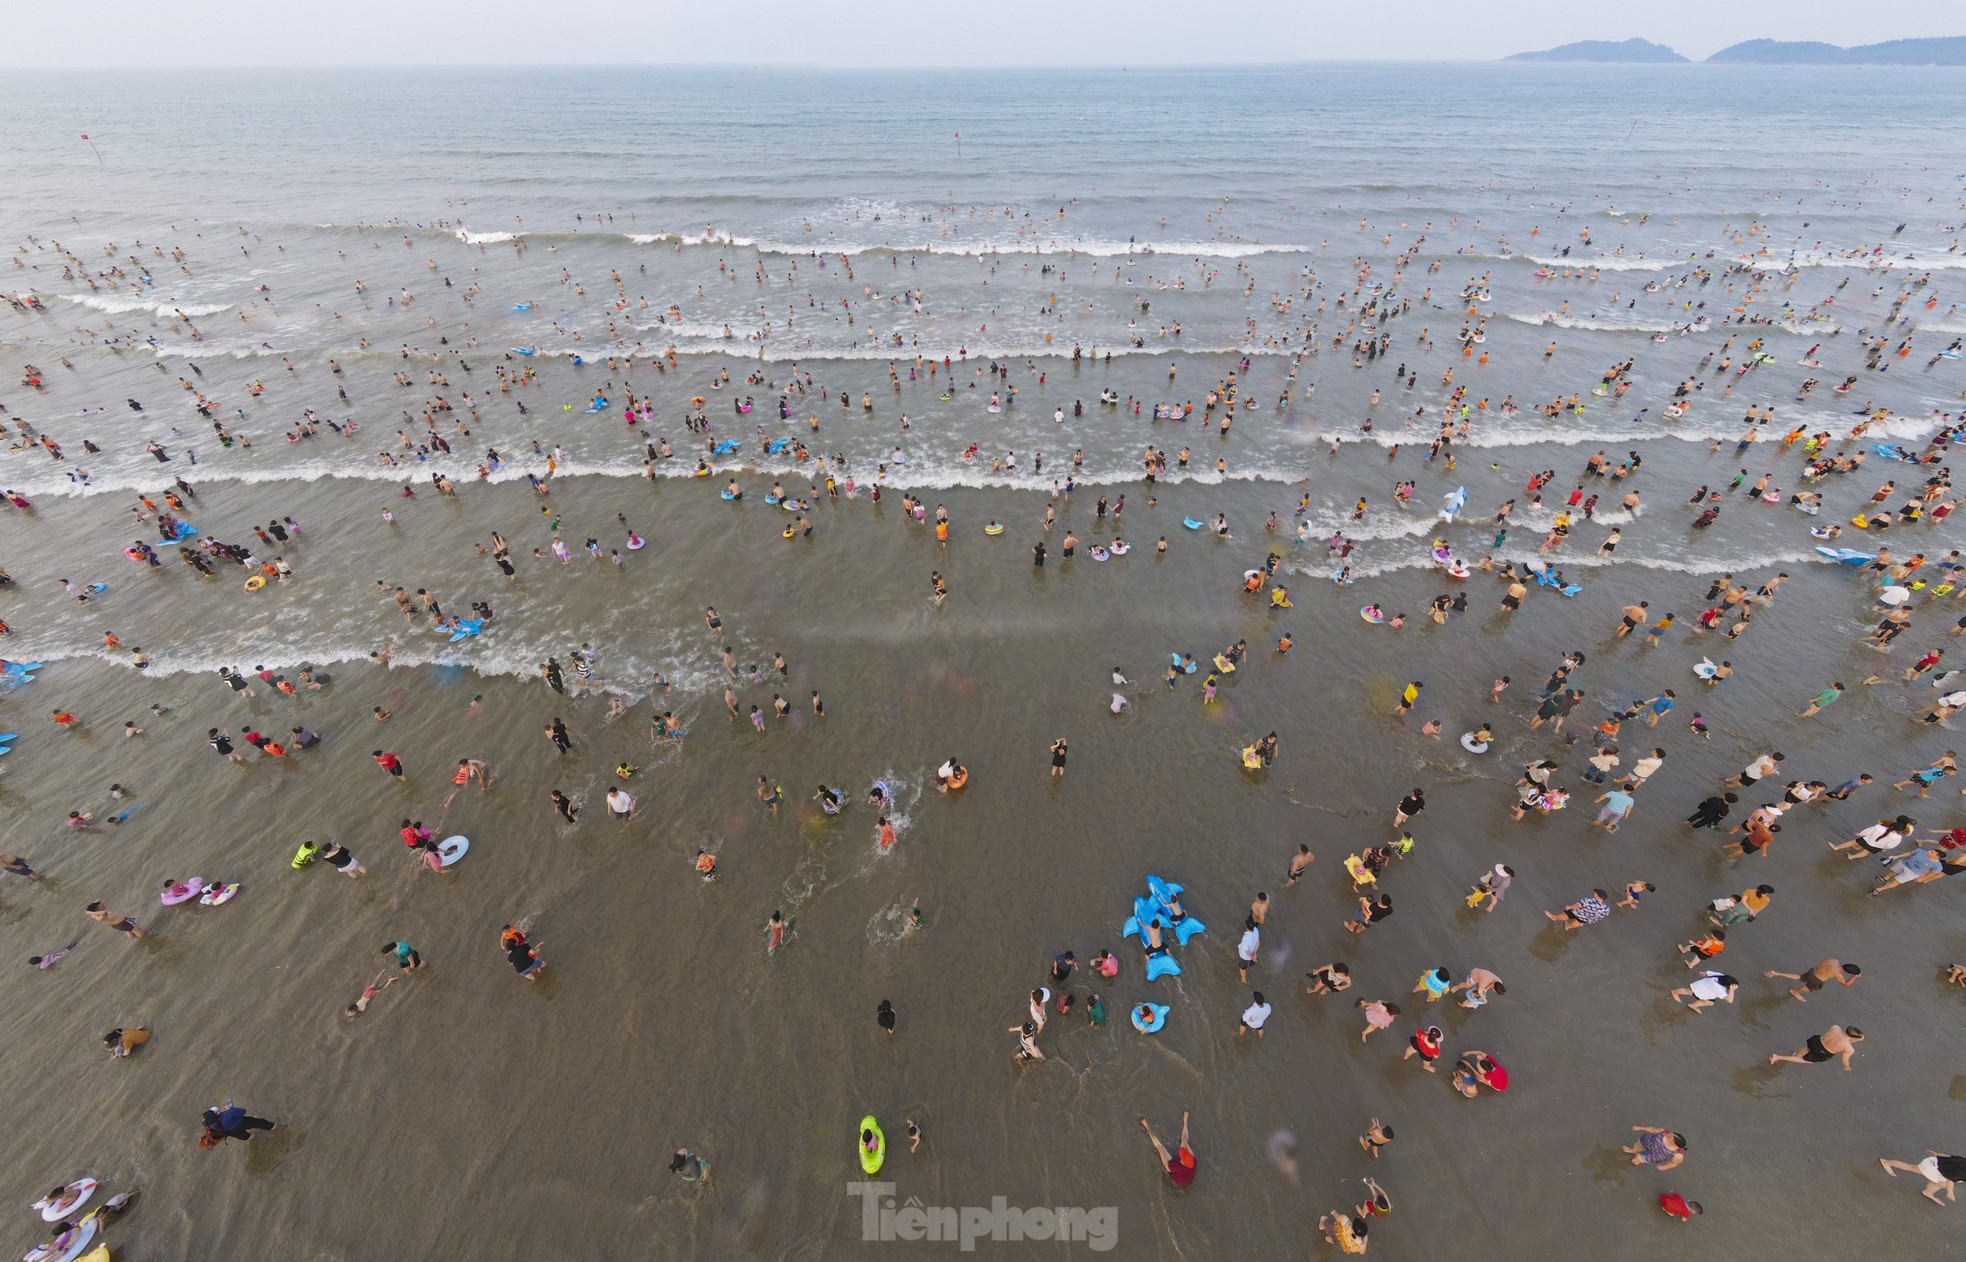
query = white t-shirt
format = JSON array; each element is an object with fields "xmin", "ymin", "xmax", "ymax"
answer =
[
  {"xmin": 1857, "ymin": 823, "xmax": 1903, "ymax": 852},
  {"xmin": 1630, "ymin": 755, "xmax": 1664, "ymax": 781},
  {"xmin": 606, "ymin": 789, "xmax": 633, "ymax": 814},
  {"xmin": 1241, "ymin": 1000, "xmax": 1273, "ymax": 1030},
  {"xmin": 1689, "ymin": 973, "xmax": 1733, "ymax": 1002},
  {"xmin": 1237, "ymin": 927, "xmax": 1261, "ymax": 963}
]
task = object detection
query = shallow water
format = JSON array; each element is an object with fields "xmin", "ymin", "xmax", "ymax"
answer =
[{"xmin": 0, "ymin": 63, "xmax": 1964, "ymax": 1261}]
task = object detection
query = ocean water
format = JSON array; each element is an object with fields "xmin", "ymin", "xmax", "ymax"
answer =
[{"xmin": 1, "ymin": 63, "xmax": 1964, "ymax": 1260}]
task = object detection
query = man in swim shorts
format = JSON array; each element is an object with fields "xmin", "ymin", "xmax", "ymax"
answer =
[
  {"xmin": 1770, "ymin": 1024, "xmax": 1864, "ymax": 1070},
  {"xmin": 85, "ymin": 901, "xmax": 144, "ymax": 939},
  {"xmin": 1765, "ymin": 959, "xmax": 1861, "ymax": 1002}
]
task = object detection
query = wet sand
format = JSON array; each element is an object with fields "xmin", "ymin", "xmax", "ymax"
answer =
[{"xmin": 4, "ymin": 466, "xmax": 1963, "ymax": 1258}]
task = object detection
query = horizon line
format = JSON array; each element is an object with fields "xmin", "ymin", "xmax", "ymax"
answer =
[{"xmin": 3, "ymin": 56, "xmax": 1964, "ymax": 71}]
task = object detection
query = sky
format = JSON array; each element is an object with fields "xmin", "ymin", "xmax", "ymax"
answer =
[{"xmin": 6, "ymin": 0, "xmax": 1959, "ymax": 66}]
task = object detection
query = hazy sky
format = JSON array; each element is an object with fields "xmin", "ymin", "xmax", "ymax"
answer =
[{"xmin": 8, "ymin": 0, "xmax": 1958, "ymax": 66}]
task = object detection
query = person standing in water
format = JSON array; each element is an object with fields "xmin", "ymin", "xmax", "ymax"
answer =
[
  {"xmin": 670, "ymin": 1148, "xmax": 709, "ymax": 1183},
  {"xmin": 199, "ymin": 1103, "xmax": 276, "ymax": 1147}
]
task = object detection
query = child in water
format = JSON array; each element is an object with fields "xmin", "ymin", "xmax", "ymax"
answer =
[{"xmin": 346, "ymin": 973, "xmax": 395, "ymax": 1018}]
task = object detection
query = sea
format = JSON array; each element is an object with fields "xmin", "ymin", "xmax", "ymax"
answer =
[{"xmin": 0, "ymin": 62, "xmax": 1963, "ymax": 1260}]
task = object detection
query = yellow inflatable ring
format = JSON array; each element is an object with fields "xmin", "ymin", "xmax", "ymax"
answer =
[
  {"xmin": 244, "ymin": 575, "xmax": 267, "ymax": 591},
  {"xmin": 983, "ymin": 524, "xmax": 1004, "ymax": 536}
]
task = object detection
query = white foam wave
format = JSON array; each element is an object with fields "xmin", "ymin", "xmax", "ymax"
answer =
[
  {"xmin": 1526, "ymin": 254, "xmax": 1671, "ymax": 273},
  {"xmin": 520, "ymin": 341, "xmax": 1278, "ymax": 363},
  {"xmin": 1294, "ymin": 546, "xmax": 1835, "ymax": 583},
  {"xmin": 455, "ymin": 228, "xmax": 516, "ymax": 245},
  {"xmin": 14, "ymin": 415, "xmax": 1949, "ymax": 502},
  {"xmin": 147, "ymin": 343, "xmax": 281, "ymax": 359},
  {"xmin": 776, "ymin": 238, "xmax": 1306, "ymax": 260},
  {"xmin": 10, "ymin": 640, "xmax": 723, "ymax": 708},
  {"xmin": 1775, "ymin": 251, "xmax": 1966, "ymax": 272},
  {"xmin": 1502, "ymin": 312, "xmax": 1679, "ymax": 333},
  {"xmin": 64, "ymin": 294, "xmax": 234, "ymax": 319}
]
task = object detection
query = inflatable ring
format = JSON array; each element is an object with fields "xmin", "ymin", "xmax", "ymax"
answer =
[
  {"xmin": 782, "ymin": 526, "xmax": 797, "ymax": 539},
  {"xmin": 244, "ymin": 575, "xmax": 267, "ymax": 591},
  {"xmin": 1461, "ymin": 733, "xmax": 1491, "ymax": 754},
  {"xmin": 946, "ymin": 770, "xmax": 968, "ymax": 791},
  {"xmin": 721, "ymin": 489, "xmax": 739, "ymax": 501},
  {"xmin": 1131, "ymin": 1002, "xmax": 1170, "ymax": 1033},
  {"xmin": 983, "ymin": 523, "xmax": 1004, "ymax": 536},
  {"xmin": 161, "ymin": 878, "xmax": 205, "ymax": 905},
  {"xmin": 124, "ymin": 547, "xmax": 146, "ymax": 562},
  {"xmin": 858, "ymin": 1115, "xmax": 886, "ymax": 1174},
  {"xmin": 1183, "ymin": 517, "xmax": 1205, "ymax": 530}
]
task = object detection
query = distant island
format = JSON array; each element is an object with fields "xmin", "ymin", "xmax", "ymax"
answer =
[
  {"xmin": 1507, "ymin": 38, "xmax": 1686, "ymax": 64},
  {"xmin": 1505, "ymin": 35, "xmax": 1966, "ymax": 65}
]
